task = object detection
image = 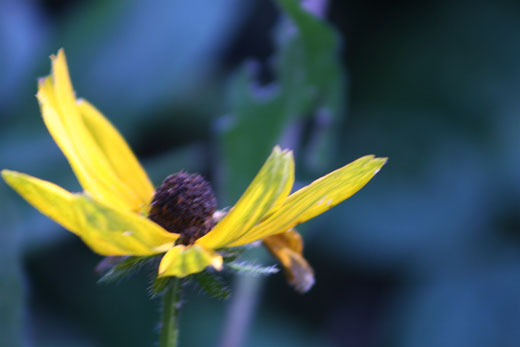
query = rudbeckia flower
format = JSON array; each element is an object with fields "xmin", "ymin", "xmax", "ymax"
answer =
[{"xmin": 2, "ymin": 50, "xmax": 386, "ymax": 292}]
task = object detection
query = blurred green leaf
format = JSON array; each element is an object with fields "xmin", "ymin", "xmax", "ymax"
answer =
[
  {"xmin": 220, "ymin": 0, "xmax": 345, "ymax": 201},
  {"xmin": 97, "ymin": 256, "xmax": 154, "ymax": 285},
  {"xmin": 192, "ymin": 271, "xmax": 231, "ymax": 300},
  {"xmin": 220, "ymin": 246, "xmax": 248, "ymax": 263},
  {"xmin": 150, "ymin": 276, "xmax": 171, "ymax": 297}
]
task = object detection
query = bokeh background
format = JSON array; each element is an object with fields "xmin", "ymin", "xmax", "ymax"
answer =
[{"xmin": 2, "ymin": 0, "xmax": 520, "ymax": 346}]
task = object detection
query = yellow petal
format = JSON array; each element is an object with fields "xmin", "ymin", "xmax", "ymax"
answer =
[
  {"xmin": 77, "ymin": 99, "xmax": 155, "ymax": 208},
  {"xmin": 37, "ymin": 49, "xmax": 153, "ymax": 213},
  {"xmin": 158, "ymin": 244, "xmax": 223, "ymax": 277},
  {"xmin": 263, "ymin": 229, "xmax": 314, "ymax": 293},
  {"xmin": 2, "ymin": 169, "xmax": 79, "ymax": 234},
  {"xmin": 1, "ymin": 169, "xmax": 176, "ymax": 256},
  {"xmin": 231, "ymin": 155, "xmax": 387, "ymax": 246},
  {"xmin": 196, "ymin": 146, "xmax": 294, "ymax": 249},
  {"xmin": 74, "ymin": 195, "xmax": 178, "ymax": 256}
]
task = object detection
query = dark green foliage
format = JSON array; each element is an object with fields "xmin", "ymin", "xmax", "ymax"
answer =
[
  {"xmin": 150, "ymin": 276, "xmax": 171, "ymax": 298},
  {"xmin": 191, "ymin": 271, "xmax": 231, "ymax": 300},
  {"xmin": 97, "ymin": 256, "xmax": 155, "ymax": 285},
  {"xmin": 220, "ymin": 246, "xmax": 248, "ymax": 263}
]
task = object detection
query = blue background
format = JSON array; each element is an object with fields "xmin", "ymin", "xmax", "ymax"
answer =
[{"xmin": 1, "ymin": 0, "xmax": 520, "ymax": 346}]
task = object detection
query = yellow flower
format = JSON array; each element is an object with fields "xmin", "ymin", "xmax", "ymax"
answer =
[{"xmin": 1, "ymin": 49, "xmax": 386, "ymax": 287}]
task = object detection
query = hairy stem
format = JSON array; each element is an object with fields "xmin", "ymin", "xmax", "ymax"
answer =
[{"xmin": 159, "ymin": 277, "xmax": 182, "ymax": 347}]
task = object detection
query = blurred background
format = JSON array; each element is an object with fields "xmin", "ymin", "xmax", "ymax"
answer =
[{"xmin": 1, "ymin": 0, "xmax": 520, "ymax": 346}]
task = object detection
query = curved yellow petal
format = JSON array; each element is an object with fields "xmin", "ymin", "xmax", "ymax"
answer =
[
  {"xmin": 1, "ymin": 169, "xmax": 176, "ymax": 256},
  {"xmin": 196, "ymin": 146, "xmax": 294, "ymax": 249},
  {"xmin": 37, "ymin": 49, "xmax": 153, "ymax": 213},
  {"xmin": 158, "ymin": 244, "xmax": 223, "ymax": 277},
  {"xmin": 2, "ymin": 170, "xmax": 78, "ymax": 234},
  {"xmin": 263, "ymin": 229, "xmax": 314, "ymax": 293},
  {"xmin": 74, "ymin": 195, "xmax": 177, "ymax": 256},
  {"xmin": 231, "ymin": 155, "xmax": 387, "ymax": 246},
  {"xmin": 77, "ymin": 99, "xmax": 155, "ymax": 208}
]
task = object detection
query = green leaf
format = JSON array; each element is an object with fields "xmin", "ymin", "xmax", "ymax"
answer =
[
  {"xmin": 221, "ymin": 0, "xmax": 346, "ymax": 201},
  {"xmin": 150, "ymin": 276, "xmax": 172, "ymax": 297},
  {"xmin": 227, "ymin": 262, "xmax": 279, "ymax": 277},
  {"xmin": 192, "ymin": 271, "xmax": 231, "ymax": 300},
  {"xmin": 97, "ymin": 255, "xmax": 153, "ymax": 284},
  {"xmin": 220, "ymin": 246, "xmax": 248, "ymax": 263}
]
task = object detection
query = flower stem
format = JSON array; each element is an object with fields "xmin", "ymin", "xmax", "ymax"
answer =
[{"xmin": 159, "ymin": 277, "xmax": 182, "ymax": 347}]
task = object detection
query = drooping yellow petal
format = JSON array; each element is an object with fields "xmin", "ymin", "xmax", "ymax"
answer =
[
  {"xmin": 263, "ymin": 229, "xmax": 314, "ymax": 293},
  {"xmin": 1, "ymin": 169, "xmax": 176, "ymax": 256},
  {"xmin": 2, "ymin": 170, "xmax": 79, "ymax": 234},
  {"xmin": 158, "ymin": 244, "xmax": 223, "ymax": 277},
  {"xmin": 74, "ymin": 195, "xmax": 177, "ymax": 256},
  {"xmin": 196, "ymin": 146, "xmax": 294, "ymax": 249},
  {"xmin": 36, "ymin": 49, "xmax": 153, "ymax": 213},
  {"xmin": 231, "ymin": 155, "xmax": 387, "ymax": 246}
]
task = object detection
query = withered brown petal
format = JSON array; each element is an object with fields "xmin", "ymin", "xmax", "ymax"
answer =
[{"xmin": 263, "ymin": 229, "xmax": 315, "ymax": 293}]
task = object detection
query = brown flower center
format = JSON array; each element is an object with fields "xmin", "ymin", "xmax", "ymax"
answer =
[{"xmin": 148, "ymin": 172, "xmax": 217, "ymax": 245}]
